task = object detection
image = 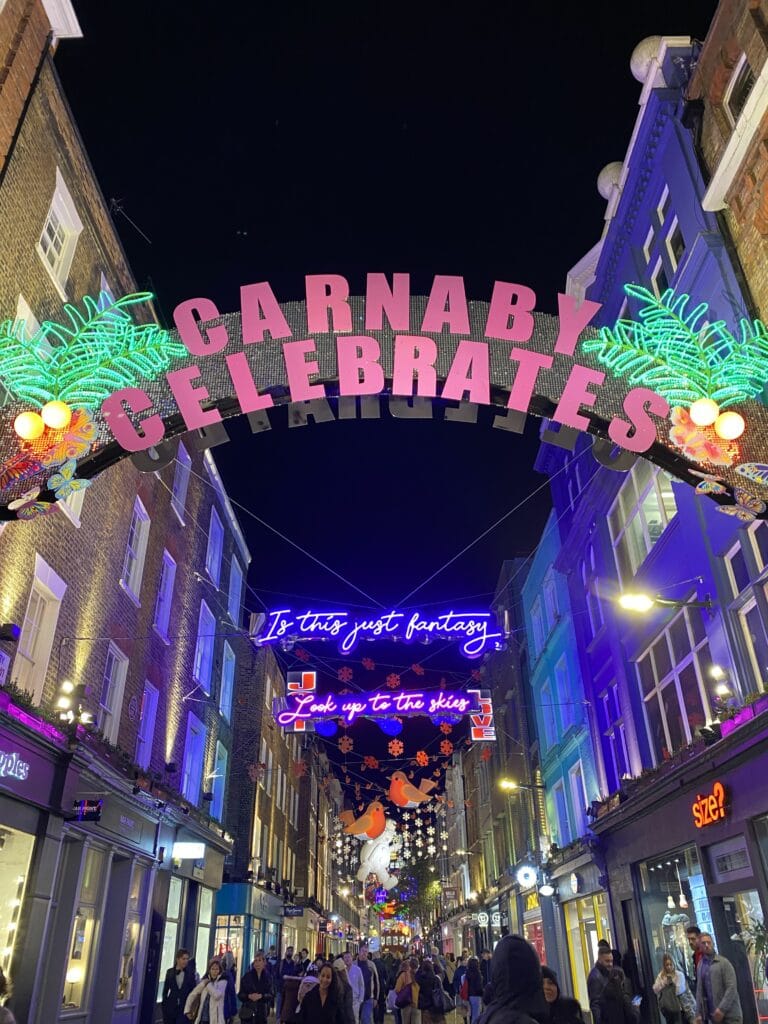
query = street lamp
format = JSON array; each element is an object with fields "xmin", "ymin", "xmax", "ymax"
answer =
[
  {"xmin": 618, "ymin": 593, "xmax": 713, "ymax": 613},
  {"xmin": 498, "ymin": 778, "xmax": 545, "ymax": 792}
]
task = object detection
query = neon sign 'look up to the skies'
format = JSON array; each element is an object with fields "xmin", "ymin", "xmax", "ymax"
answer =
[
  {"xmin": 252, "ymin": 607, "xmax": 503, "ymax": 659},
  {"xmin": 272, "ymin": 671, "xmax": 496, "ymax": 742}
]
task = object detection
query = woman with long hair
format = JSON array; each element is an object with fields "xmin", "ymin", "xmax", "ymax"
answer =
[
  {"xmin": 416, "ymin": 959, "xmax": 446, "ymax": 1024},
  {"xmin": 298, "ymin": 962, "xmax": 355, "ymax": 1024},
  {"xmin": 184, "ymin": 958, "xmax": 237, "ymax": 1024},
  {"xmin": 653, "ymin": 955, "xmax": 695, "ymax": 1024},
  {"xmin": 465, "ymin": 958, "xmax": 484, "ymax": 1024},
  {"xmin": 238, "ymin": 951, "xmax": 274, "ymax": 1023}
]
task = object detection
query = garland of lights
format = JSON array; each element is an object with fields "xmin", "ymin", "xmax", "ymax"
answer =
[{"xmin": 582, "ymin": 284, "xmax": 768, "ymax": 410}]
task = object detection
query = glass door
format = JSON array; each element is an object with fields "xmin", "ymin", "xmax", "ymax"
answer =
[{"xmin": 721, "ymin": 891, "xmax": 767, "ymax": 1024}]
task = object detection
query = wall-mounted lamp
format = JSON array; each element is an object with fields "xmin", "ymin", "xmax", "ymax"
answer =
[{"xmin": 0, "ymin": 624, "xmax": 20, "ymax": 643}]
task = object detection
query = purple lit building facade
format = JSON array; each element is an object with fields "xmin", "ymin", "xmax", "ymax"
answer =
[{"xmin": 534, "ymin": 34, "xmax": 768, "ymax": 1024}]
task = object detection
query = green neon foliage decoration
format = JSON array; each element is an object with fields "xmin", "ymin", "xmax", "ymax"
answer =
[
  {"xmin": 0, "ymin": 291, "xmax": 188, "ymax": 410},
  {"xmin": 581, "ymin": 284, "xmax": 768, "ymax": 408}
]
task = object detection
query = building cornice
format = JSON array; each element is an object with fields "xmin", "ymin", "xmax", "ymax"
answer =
[{"xmin": 40, "ymin": 0, "xmax": 82, "ymax": 41}]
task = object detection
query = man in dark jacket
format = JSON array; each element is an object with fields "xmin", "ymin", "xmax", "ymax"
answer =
[
  {"xmin": 161, "ymin": 948, "xmax": 197, "ymax": 1024},
  {"xmin": 587, "ymin": 943, "xmax": 614, "ymax": 1024},
  {"xmin": 542, "ymin": 966, "xmax": 584, "ymax": 1024},
  {"xmin": 478, "ymin": 934, "xmax": 549, "ymax": 1024},
  {"xmin": 239, "ymin": 952, "xmax": 275, "ymax": 1024},
  {"xmin": 480, "ymin": 950, "xmax": 493, "ymax": 988},
  {"xmin": 276, "ymin": 947, "xmax": 299, "ymax": 1019}
]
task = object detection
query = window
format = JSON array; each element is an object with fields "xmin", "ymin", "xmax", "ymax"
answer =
[
  {"xmin": 228, "ymin": 558, "xmax": 244, "ymax": 625},
  {"xmin": 531, "ymin": 598, "xmax": 546, "ymax": 656},
  {"xmin": 13, "ymin": 554, "xmax": 67, "ymax": 702},
  {"xmin": 636, "ymin": 607, "xmax": 712, "ymax": 764},
  {"xmin": 37, "ymin": 168, "xmax": 83, "ymax": 299},
  {"xmin": 219, "ymin": 641, "xmax": 235, "ymax": 721},
  {"xmin": 540, "ymin": 682, "xmax": 557, "ymax": 750},
  {"xmin": 157, "ymin": 877, "xmax": 184, "ymax": 1002},
  {"xmin": 135, "ymin": 681, "xmax": 159, "ymax": 770},
  {"xmin": 544, "ymin": 572, "xmax": 559, "ymax": 626},
  {"xmin": 97, "ymin": 643, "xmax": 129, "ymax": 744},
  {"xmin": 725, "ymin": 54, "xmax": 756, "ymax": 124},
  {"xmin": 120, "ymin": 497, "xmax": 150, "ymax": 603},
  {"xmin": 555, "ymin": 656, "xmax": 574, "ymax": 731},
  {"xmin": 599, "ymin": 681, "xmax": 629, "ymax": 792},
  {"xmin": 650, "ymin": 257, "xmax": 669, "ymax": 298},
  {"xmin": 98, "ymin": 272, "xmax": 115, "ymax": 308},
  {"xmin": 666, "ymin": 216, "xmax": 685, "ymax": 272},
  {"xmin": 13, "ymin": 295, "xmax": 40, "ymax": 342},
  {"xmin": 118, "ymin": 862, "xmax": 148, "ymax": 1002},
  {"xmin": 569, "ymin": 761, "xmax": 588, "ymax": 837},
  {"xmin": 153, "ymin": 551, "xmax": 176, "ymax": 641},
  {"xmin": 171, "ymin": 442, "xmax": 192, "ymax": 523},
  {"xmin": 205, "ymin": 506, "xmax": 224, "ymax": 586},
  {"xmin": 211, "ymin": 742, "xmax": 228, "ymax": 820},
  {"xmin": 193, "ymin": 601, "xmax": 216, "ymax": 693},
  {"xmin": 63, "ymin": 845, "xmax": 107, "ymax": 1010},
  {"xmin": 724, "ymin": 532, "xmax": 768, "ymax": 692},
  {"xmin": 195, "ymin": 887, "xmax": 214, "ymax": 967},
  {"xmin": 59, "ymin": 489, "xmax": 86, "ymax": 527},
  {"xmin": 608, "ymin": 462, "xmax": 677, "ymax": 582},
  {"xmin": 582, "ymin": 545, "xmax": 604, "ymax": 640},
  {"xmin": 553, "ymin": 781, "xmax": 571, "ymax": 846},
  {"xmin": 0, "ymin": 826, "xmax": 34, "ymax": 979},
  {"xmin": 181, "ymin": 712, "xmax": 206, "ymax": 803}
]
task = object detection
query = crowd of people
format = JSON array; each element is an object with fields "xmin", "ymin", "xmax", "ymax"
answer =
[{"xmin": 161, "ymin": 927, "xmax": 745, "ymax": 1024}]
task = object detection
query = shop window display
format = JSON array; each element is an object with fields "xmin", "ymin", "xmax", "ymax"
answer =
[
  {"xmin": 0, "ymin": 826, "xmax": 34, "ymax": 978},
  {"xmin": 63, "ymin": 845, "xmax": 107, "ymax": 1010},
  {"xmin": 195, "ymin": 887, "xmax": 214, "ymax": 967},
  {"xmin": 721, "ymin": 890, "xmax": 767, "ymax": 1024},
  {"xmin": 157, "ymin": 876, "xmax": 185, "ymax": 1002},
  {"xmin": 215, "ymin": 914, "xmax": 244, "ymax": 967},
  {"xmin": 638, "ymin": 846, "xmax": 714, "ymax": 984},
  {"xmin": 117, "ymin": 861, "xmax": 148, "ymax": 1002}
]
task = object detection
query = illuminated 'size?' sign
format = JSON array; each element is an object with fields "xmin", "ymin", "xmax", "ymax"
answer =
[
  {"xmin": 253, "ymin": 607, "xmax": 503, "ymax": 659},
  {"xmin": 273, "ymin": 671, "xmax": 496, "ymax": 741}
]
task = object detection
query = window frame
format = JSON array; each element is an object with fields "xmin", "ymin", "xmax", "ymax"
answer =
[
  {"xmin": 171, "ymin": 443, "xmax": 192, "ymax": 524},
  {"xmin": 219, "ymin": 641, "xmax": 235, "ymax": 722},
  {"xmin": 12, "ymin": 554, "xmax": 67, "ymax": 703},
  {"xmin": 227, "ymin": 558, "xmax": 244, "ymax": 624},
  {"xmin": 608, "ymin": 464, "xmax": 678, "ymax": 583},
  {"xmin": 665, "ymin": 215, "xmax": 685, "ymax": 273},
  {"xmin": 192, "ymin": 600, "xmax": 216, "ymax": 694},
  {"xmin": 540, "ymin": 681, "xmax": 557, "ymax": 750},
  {"xmin": 97, "ymin": 642, "xmax": 129, "ymax": 744},
  {"xmin": 181, "ymin": 711, "xmax": 206, "ymax": 804},
  {"xmin": 205, "ymin": 505, "xmax": 224, "ymax": 586},
  {"xmin": 120, "ymin": 497, "xmax": 151, "ymax": 605},
  {"xmin": 153, "ymin": 550, "xmax": 177, "ymax": 642},
  {"xmin": 650, "ymin": 257, "xmax": 669, "ymax": 298},
  {"xmin": 211, "ymin": 741, "xmax": 228, "ymax": 821},
  {"xmin": 135, "ymin": 680, "xmax": 159, "ymax": 770},
  {"xmin": 724, "ymin": 53, "xmax": 756, "ymax": 126},
  {"xmin": 36, "ymin": 168, "xmax": 83, "ymax": 300}
]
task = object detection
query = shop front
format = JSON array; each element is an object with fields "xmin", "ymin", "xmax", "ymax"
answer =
[
  {"xmin": 522, "ymin": 889, "xmax": 547, "ymax": 964},
  {"xmin": 593, "ymin": 716, "xmax": 768, "ymax": 1024},
  {"xmin": 215, "ymin": 883, "xmax": 284, "ymax": 973},
  {"xmin": 553, "ymin": 863, "xmax": 612, "ymax": 1009}
]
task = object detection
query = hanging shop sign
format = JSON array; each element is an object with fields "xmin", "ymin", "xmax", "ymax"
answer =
[
  {"xmin": 273, "ymin": 670, "xmax": 495, "ymax": 740},
  {"xmin": 4, "ymin": 275, "xmax": 768, "ymax": 520},
  {"xmin": 283, "ymin": 906, "xmax": 304, "ymax": 917},
  {"xmin": 692, "ymin": 781, "xmax": 727, "ymax": 829},
  {"xmin": 477, "ymin": 912, "xmax": 489, "ymax": 927},
  {"xmin": 253, "ymin": 607, "xmax": 502, "ymax": 659}
]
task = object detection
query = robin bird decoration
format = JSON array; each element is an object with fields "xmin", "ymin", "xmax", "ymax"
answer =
[
  {"xmin": 339, "ymin": 799, "xmax": 387, "ymax": 839},
  {"xmin": 388, "ymin": 771, "xmax": 438, "ymax": 808}
]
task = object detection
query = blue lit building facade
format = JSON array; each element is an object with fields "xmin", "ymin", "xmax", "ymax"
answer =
[{"xmin": 532, "ymin": 34, "xmax": 768, "ymax": 1024}]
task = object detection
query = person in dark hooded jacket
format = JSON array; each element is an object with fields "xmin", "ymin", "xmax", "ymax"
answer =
[
  {"xmin": 478, "ymin": 935, "xmax": 549, "ymax": 1024},
  {"xmin": 542, "ymin": 966, "xmax": 584, "ymax": 1024}
]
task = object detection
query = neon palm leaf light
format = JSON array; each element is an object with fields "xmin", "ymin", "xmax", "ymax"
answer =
[
  {"xmin": 0, "ymin": 291, "xmax": 187, "ymax": 409},
  {"xmin": 581, "ymin": 284, "xmax": 768, "ymax": 408}
]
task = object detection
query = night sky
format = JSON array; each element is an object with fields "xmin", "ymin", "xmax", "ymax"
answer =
[{"xmin": 54, "ymin": 3, "xmax": 716, "ymax": 773}]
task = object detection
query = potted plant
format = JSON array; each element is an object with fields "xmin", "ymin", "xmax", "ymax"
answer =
[
  {"xmin": 718, "ymin": 703, "xmax": 739, "ymax": 737},
  {"xmin": 748, "ymin": 689, "xmax": 768, "ymax": 717}
]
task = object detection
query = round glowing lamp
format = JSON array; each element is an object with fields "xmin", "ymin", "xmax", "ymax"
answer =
[
  {"xmin": 714, "ymin": 411, "xmax": 745, "ymax": 440},
  {"xmin": 618, "ymin": 593, "xmax": 655, "ymax": 613},
  {"xmin": 689, "ymin": 398, "xmax": 720, "ymax": 427},
  {"xmin": 13, "ymin": 411, "xmax": 44, "ymax": 441},
  {"xmin": 41, "ymin": 400, "xmax": 72, "ymax": 430}
]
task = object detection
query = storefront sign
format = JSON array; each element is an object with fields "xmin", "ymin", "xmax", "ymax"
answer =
[
  {"xmin": 283, "ymin": 906, "xmax": 304, "ymax": 917},
  {"xmin": 0, "ymin": 749, "xmax": 30, "ymax": 780},
  {"xmin": 692, "ymin": 781, "xmax": 727, "ymax": 828},
  {"xmin": 255, "ymin": 607, "xmax": 502, "ymax": 659},
  {"xmin": 73, "ymin": 799, "xmax": 103, "ymax": 822},
  {"xmin": 443, "ymin": 887, "xmax": 458, "ymax": 901},
  {"xmin": 491, "ymin": 912, "xmax": 501, "ymax": 927},
  {"xmin": 525, "ymin": 892, "xmax": 539, "ymax": 912},
  {"xmin": 477, "ymin": 912, "xmax": 489, "ymax": 926},
  {"xmin": 273, "ymin": 671, "xmax": 495, "ymax": 739}
]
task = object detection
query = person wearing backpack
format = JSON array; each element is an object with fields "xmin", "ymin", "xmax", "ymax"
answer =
[
  {"xmin": 395, "ymin": 959, "xmax": 420, "ymax": 1024},
  {"xmin": 416, "ymin": 960, "xmax": 447, "ymax": 1024}
]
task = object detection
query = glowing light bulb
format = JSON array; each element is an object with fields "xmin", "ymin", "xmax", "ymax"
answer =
[
  {"xmin": 689, "ymin": 398, "xmax": 720, "ymax": 427},
  {"xmin": 13, "ymin": 411, "xmax": 44, "ymax": 441},
  {"xmin": 714, "ymin": 411, "xmax": 745, "ymax": 440},
  {"xmin": 60, "ymin": 680, "xmax": 75, "ymax": 694},
  {"xmin": 41, "ymin": 400, "xmax": 72, "ymax": 430},
  {"xmin": 667, "ymin": 894, "xmax": 675, "ymax": 909}
]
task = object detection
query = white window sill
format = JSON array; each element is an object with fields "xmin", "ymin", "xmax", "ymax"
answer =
[
  {"xmin": 119, "ymin": 578, "xmax": 141, "ymax": 608},
  {"xmin": 191, "ymin": 675, "xmax": 211, "ymax": 696},
  {"xmin": 57, "ymin": 502, "xmax": 81, "ymax": 528},
  {"xmin": 152, "ymin": 624, "xmax": 171, "ymax": 646},
  {"xmin": 35, "ymin": 244, "xmax": 69, "ymax": 302}
]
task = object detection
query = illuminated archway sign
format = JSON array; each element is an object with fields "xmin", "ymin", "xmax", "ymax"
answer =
[
  {"xmin": 1, "ymin": 272, "xmax": 767, "ymax": 518},
  {"xmin": 273, "ymin": 670, "xmax": 496, "ymax": 741}
]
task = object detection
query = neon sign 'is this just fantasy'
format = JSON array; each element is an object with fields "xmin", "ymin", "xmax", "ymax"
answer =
[{"xmin": 251, "ymin": 607, "xmax": 504, "ymax": 659}]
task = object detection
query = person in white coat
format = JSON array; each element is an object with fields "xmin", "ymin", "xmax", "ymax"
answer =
[{"xmin": 185, "ymin": 958, "xmax": 236, "ymax": 1024}]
